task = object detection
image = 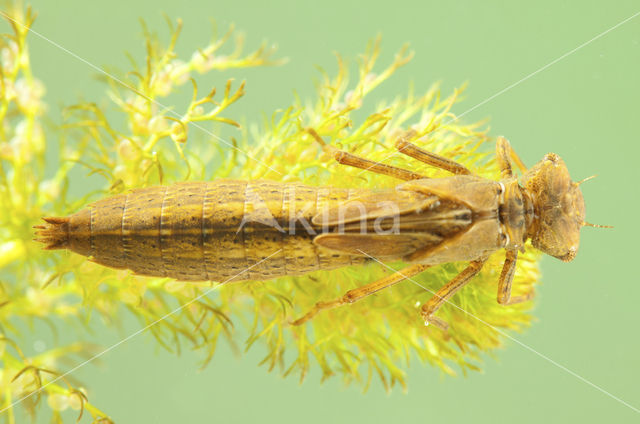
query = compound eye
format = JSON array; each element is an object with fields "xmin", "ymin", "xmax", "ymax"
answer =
[{"xmin": 544, "ymin": 153, "xmax": 560, "ymax": 164}]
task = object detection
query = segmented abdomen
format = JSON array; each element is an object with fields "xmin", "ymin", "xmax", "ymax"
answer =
[{"xmin": 37, "ymin": 180, "xmax": 368, "ymax": 282}]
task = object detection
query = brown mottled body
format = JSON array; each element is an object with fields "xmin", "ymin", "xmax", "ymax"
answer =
[{"xmin": 36, "ymin": 131, "xmax": 595, "ymax": 330}]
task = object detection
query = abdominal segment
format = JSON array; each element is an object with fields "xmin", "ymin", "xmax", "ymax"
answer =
[{"xmin": 36, "ymin": 181, "xmax": 367, "ymax": 282}]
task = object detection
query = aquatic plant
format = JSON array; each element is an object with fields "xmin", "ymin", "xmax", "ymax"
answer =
[{"xmin": 0, "ymin": 2, "xmax": 540, "ymax": 422}]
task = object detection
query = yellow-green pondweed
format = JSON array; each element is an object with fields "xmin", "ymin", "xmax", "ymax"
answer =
[{"xmin": 0, "ymin": 3, "xmax": 555, "ymax": 422}]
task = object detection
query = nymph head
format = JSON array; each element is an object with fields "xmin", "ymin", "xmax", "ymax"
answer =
[{"xmin": 521, "ymin": 153, "xmax": 586, "ymax": 262}]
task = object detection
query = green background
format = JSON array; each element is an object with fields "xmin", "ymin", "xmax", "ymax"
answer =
[{"xmin": 7, "ymin": 0, "xmax": 640, "ymax": 422}]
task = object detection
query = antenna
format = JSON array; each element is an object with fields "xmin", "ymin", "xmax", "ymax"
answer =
[
  {"xmin": 576, "ymin": 175, "xmax": 597, "ymax": 185},
  {"xmin": 582, "ymin": 221, "xmax": 613, "ymax": 229}
]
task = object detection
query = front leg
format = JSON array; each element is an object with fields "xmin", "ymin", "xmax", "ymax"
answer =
[
  {"xmin": 497, "ymin": 250, "xmax": 535, "ymax": 305},
  {"xmin": 496, "ymin": 136, "xmax": 528, "ymax": 178},
  {"xmin": 420, "ymin": 259, "xmax": 486, "ymax": 330}
]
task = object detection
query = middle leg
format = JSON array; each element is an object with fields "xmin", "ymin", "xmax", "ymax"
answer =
[
  {"xmin": 307, "ymin": 128, "xmax": 427, "ymax": 181},
  {"xmin": 291, "ymin": 263, "xmax": 431, "ymax": 325},
  {"xmin": 395, "ymin": 131, "xmax": 473, "ymax": 175},
  {"xmin": 420, "ymin": 259, "xmax": 486, "ymax": 330}
]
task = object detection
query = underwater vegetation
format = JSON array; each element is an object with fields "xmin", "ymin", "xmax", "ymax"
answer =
[{"xmin": 0, "ymin": 3, "xmax": 540, "ymax": 422}]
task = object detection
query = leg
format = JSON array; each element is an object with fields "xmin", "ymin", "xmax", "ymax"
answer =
[
  {"xmin": 395, "ymin": 131, "xmax": 472, "ymax": 175},
  {"xmin": 496, "ymin": 136, "xmax": 527, "ymax": 178},
  {"xmin": 307, "ymin": 128, "xmax": 426, "ymax": 181},
  {"xmin": 497, "ymin": 250, "xmax": 535, "ymax": 305},
  {"xmin": 420, "ymin": 259, "xmax": 486, "ymax": 330},
  {"xmin": 291, "ymin": 263, "xmax": 431, "ymax": 325}
]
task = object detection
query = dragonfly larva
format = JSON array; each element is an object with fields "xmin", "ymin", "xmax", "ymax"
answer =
[{"xmin": 35, "ymin": 131, "xmax": 596, "ymax": 330}]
